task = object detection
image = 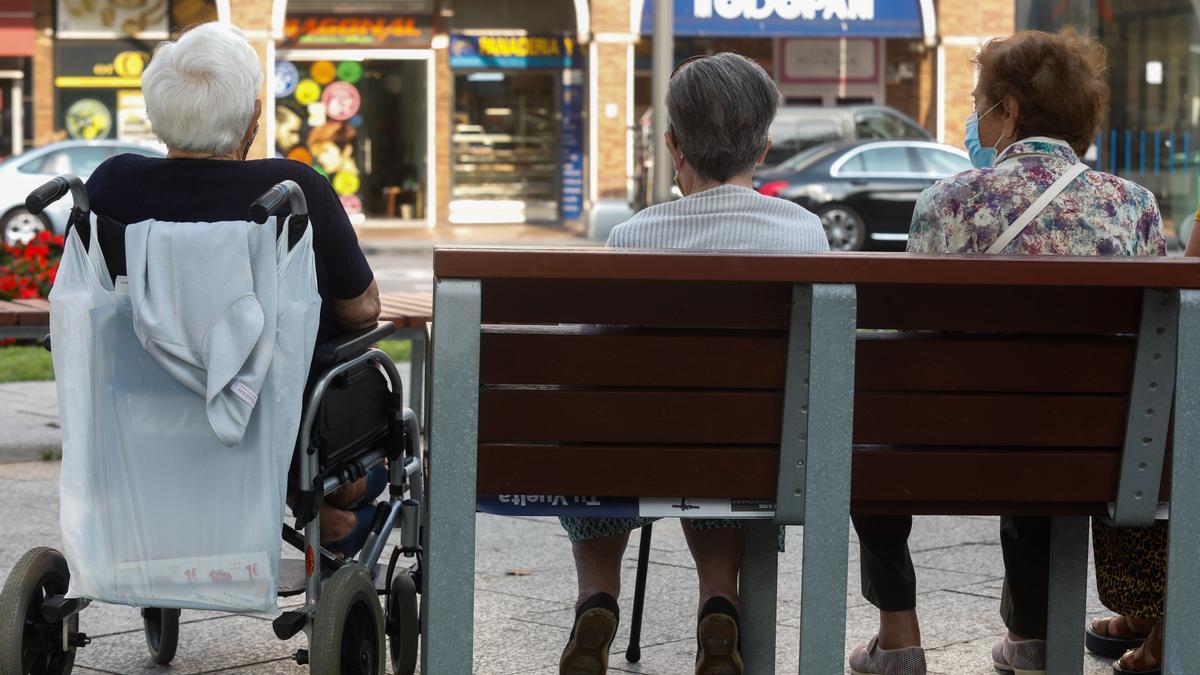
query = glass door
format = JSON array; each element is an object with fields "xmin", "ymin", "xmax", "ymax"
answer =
[{"xmin": 451, "ymin": 71, "xmax": 560, "ymax": 223}]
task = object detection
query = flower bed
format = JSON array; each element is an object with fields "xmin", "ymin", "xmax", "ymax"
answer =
[{"xmin": 0, "ymin": 230, "xmax": 64, "ymax": 301}]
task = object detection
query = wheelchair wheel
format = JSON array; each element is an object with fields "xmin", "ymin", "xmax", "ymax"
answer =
[
  {"xmin": 142, "ymin": 607, "xmax": 180, "ymax": 665},
  {"xmin": 310, "ymin": 564, "xmax": 385, "ymax": 675},
  {"xmin": 386, "ymin": 569, "xmax": 419, "ymax": 675},
  {"xmin": 0, "ymin": 547, "xmax": 77, "ymax": 675}
]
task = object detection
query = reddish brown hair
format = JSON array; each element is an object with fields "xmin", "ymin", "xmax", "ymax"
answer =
[{"xmin": 974, "ymin": 28, "xmax": 1109, "ymax": 156}]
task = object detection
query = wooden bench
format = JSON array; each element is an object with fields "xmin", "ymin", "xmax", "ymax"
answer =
[
  {"xmin": 424, "ymin": 247, "xmax": 1200, "ymax": 674},
  {"xmin": 0, "ymin": 299, "xmax": 52, "ymax": 340}
]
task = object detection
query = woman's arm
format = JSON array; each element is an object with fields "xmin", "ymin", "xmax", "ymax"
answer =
[
  {"xmin": 1186, "ymin": 212, "xmax": 1200, "ymax": 257},
  {"xmin": 333, "ymin": 278, "xmax": 381, "ymax": 331}
]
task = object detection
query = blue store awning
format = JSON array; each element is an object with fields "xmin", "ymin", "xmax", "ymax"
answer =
[{"xmin": 640, "ymin": 0, "xmax": 926, "ymax": 38}]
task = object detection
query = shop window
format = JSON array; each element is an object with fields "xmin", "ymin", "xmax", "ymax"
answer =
[{"xmin": 452, "ymin": 71, "xmax": 559, "ymax": 221}]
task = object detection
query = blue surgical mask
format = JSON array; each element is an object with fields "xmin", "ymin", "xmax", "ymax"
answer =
[{"xmin": 965, "ymin": 101, "xmax": 1005, "ymax": 168}]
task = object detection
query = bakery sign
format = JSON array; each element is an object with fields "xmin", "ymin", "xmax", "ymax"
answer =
[{"xmin": 282, "ymin": 14, "xmax": 431, "ymax": 48}]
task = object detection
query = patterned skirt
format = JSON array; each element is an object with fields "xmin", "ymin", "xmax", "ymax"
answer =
[{"xmin": 1092, "ymin": 519, "xmax": 1167, "ymax": 619}]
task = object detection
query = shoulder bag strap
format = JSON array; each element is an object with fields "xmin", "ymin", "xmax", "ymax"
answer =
[{"xmin": 985, "ymin": 162, "xmax": 1090, "ymax": 254}]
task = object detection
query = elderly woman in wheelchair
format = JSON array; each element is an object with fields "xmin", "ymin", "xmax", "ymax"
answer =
[{"xmin": 0, "ymin": 22, "xmax": 423, "ymax": 675}]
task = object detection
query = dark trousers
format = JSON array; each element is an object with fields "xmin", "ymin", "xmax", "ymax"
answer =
[{"xmin": 851, "ymin": 514, "xmax": 1051, "ymax": 639}]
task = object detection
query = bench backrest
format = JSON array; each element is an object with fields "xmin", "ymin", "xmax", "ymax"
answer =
[{"xmin": 434, "ymin": 248, "xmax": 1200, "ymax": 518}]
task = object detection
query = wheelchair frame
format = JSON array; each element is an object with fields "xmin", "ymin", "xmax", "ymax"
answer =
[{"xmin": 0, "ymin": 176, "xmax": 426, "ymax": 675}]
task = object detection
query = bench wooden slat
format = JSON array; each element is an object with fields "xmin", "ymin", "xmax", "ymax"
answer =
[
  {"xmin": 476, "ymin": 444, "xmax": 1126, "ymax": 511},
  {"xmin": 482, "ymin": 279, "xmax": 792, "ymax": 329},
  {"xmin": 856, "ymin": 335, "xmax": 1135, "ymax": 394},
  {"xmin": 481, "ymin": 279, "xmax": 1142, "ymax": 334},
  {"xmin": 480, "ymin": 329, "xmax": 1136, "ymax": 394},
  {"xmin": 480, "ymin": 328, "xmax": 788, "ymax": 389},
  {"xmin": 854, "ymin": 393, "xmax": 1127, "ymax": 447},
  {"xmin": 477, "ymin": 444, "xmax": 779, "ymax": 498},
  {"xmin": 436, "ymin": 248, "xmax": 1200, "ymax": 288},
  {"xmin": 478, "ymin": 389, "xmax": 783, "ymax": 445},
  {"xmin": 0, "ymin": 299, "xmax": 44, "ymax": 326},
  {"xmin": 478, "ymin": 388, "xmax": 1125, "ymax": 447}
]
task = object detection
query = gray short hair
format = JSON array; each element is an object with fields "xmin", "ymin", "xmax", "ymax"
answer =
[
  {"xmin": 668, "ymin": 53, "xmax": 780, "ymax": 182},
  {"xmin": 141, "ymin": 22, "xmax": 263, "ymax": 157}
]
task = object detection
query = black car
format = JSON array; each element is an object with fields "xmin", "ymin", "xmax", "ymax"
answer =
[
  {"xmin": 632, "ymin": 104, "xmax": 932, "ymax": 211},
  {"xmin": 753, "ymin": 140, "xmax": 972, "ymax": 251}
]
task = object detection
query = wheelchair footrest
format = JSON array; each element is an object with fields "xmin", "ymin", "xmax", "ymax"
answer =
[{"xmin": 273, "ymin": 610, "xmax": 308, "ymax": 640}]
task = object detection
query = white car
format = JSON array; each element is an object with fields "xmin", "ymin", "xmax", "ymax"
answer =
[{"xmin": 0, "ymin": 140, "xmax": 165, "ymax": 247}]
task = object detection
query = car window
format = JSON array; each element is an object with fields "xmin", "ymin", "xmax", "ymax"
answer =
[
  {"xmin": 765, "ymin": 118, "xmax": 843, "ymax": 167},
  {"xmin": 18, "ymin": 147, "xmax": 114, "ymax": 176},
  {"xmin": 120, "ymin": 145, "xmax": 162, "ymax": 158},
  {"xmin": 843, "ymin": 147, "xmax": 917, "ymax": 174},
  {"xmin": 915, "ymin": 147, "xmax": 972, "ymax": 175},
  {"xmin": 854, "ymin": 111, "xmax": 927, "ymax": 140},
  {"xmin": 776, "ymin": 143, "xmax": 841, "ymax": 172}
]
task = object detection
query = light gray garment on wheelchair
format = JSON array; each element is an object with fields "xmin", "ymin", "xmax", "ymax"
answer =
[{"xmin": 125, "ymin": 220, "xmax": 278, "ymax": 447}]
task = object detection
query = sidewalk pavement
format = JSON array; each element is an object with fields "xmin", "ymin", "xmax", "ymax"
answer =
[{"xmin": 0, "ymin": 378, "xmax": 1121, "ymax": 674}]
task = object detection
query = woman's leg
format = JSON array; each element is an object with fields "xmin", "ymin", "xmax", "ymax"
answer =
[
  {"xmin": 999, "ymin": 516, "xmax": 1051, "ymax": 640},
  {"xmin": 681, "ymin": 521, "xmax": 743, "ymax": 611},
  {"xmin": 852, "ymin": 514, "xmax": 921, "ymax": 648},
  {"xmin": 571, "ymin": 531, "xmax": 632, "ymax": 606}
]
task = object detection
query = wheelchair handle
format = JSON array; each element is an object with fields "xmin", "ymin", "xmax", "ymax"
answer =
[
  {"xmin": 249, "ymin": 180, "xmax": 307, "ymax": 224},
  {"xmin": 26, "ymin": 175, "xmax": 87, "ymax": 215}
]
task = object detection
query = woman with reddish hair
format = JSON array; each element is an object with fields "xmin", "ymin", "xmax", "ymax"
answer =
[{"xmin": 848, "ymin": 29, "xmax": 1166, "ymax": 675}]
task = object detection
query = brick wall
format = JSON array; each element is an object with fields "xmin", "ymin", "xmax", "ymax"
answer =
[
  {"xmin": 589, "ymin": 0, "xmax": 633, "ymax": 202},
  {"xmin": 32, "ymin": 0, "xmax": 53, "ymax": 145},
  {"xmin": 885, "ymin": 39, "xmax": 935, "ymax": 135},
  {"xmin": 230, "ymin": 0, "xmax": 274, "ymax": 160},
  {"xmin": 937, "ymin": 0, "xmax": 1015, "ymax": 146}
]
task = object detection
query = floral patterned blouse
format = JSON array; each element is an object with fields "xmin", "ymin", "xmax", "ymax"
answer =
[{"xmin": 907, "ymin": 137, "xmax": 1166, "ymax": 257}]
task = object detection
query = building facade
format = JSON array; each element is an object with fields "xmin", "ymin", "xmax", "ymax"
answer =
[
  {"xmin": 1019, "ymin": 0, "xmax": 1200, "ymax": 233},
  {"xmin": 28, "ymin": 0, "xmax": 1016, "ymax": 231}
]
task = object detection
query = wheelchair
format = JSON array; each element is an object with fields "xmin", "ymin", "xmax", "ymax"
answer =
[{"xmin": 0, "ymin": 176, "xmax": 424, "ymax": 675}]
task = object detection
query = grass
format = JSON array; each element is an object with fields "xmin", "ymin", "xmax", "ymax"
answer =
[
  {"xmin": 0, "ymin": 338, "xmax": 413, "ymax": 384},
  {"xmin": 0, "ymin": 343, "xmax": 54, "ymax": 383}
]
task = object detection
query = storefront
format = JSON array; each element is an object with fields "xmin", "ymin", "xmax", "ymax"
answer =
[
  {"xmin": 0, "ymin": 0, "xmax": 34, "ymax": 158},
  {"xmin": 274, "ymin": 10, "xmax": 435, "ymax": 227},
  {"xmin": 447, "ymin": 34, "xmax": 583, "ymax": 224},
  {"xmin": 51, "ymin": 0, "xmax": 218, "ymax": 144},
  {"xmin": 634, "ymin": 0, "xmax": 931, "ymax": 116},
  {"xmin": 1017, "ymin": 0, "xmax": 1200, "ymax": 230}
]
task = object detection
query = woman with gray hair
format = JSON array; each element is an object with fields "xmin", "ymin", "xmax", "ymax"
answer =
[
  {"xmin": 558, "ymin": 53, "xmax": 826, "ymax": 675},
  {"xmin": 84, "ymin": 22, "xmax": 386, "ymax": 559}
]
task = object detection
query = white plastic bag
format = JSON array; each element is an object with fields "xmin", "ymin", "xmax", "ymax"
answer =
[{"xmin": 51, "ymin": 217, "xmax": 320, "ymax": 613}]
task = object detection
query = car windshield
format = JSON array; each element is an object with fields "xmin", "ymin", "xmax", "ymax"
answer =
[{"xmin": 775, "ymin": 144, "xmax": 841, "ymax": 172}]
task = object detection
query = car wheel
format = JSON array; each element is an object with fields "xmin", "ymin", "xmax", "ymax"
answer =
[
  {"xmin": 817, "ymin": 204, "xmax": 868, "ymax": 252},
  {"xmin": 1, "ymin": 208, "xmax": 51, "ymax": 248}
]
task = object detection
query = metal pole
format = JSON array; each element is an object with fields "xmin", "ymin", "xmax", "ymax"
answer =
[{"xmin": 651, "ymin": 0, "xmax": 674, "ymax": 204}]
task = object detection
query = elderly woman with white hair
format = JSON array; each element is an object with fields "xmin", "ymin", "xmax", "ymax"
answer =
[{"xmin": 85, "ymin": 22, "xmax": 385, "ymax": 558}]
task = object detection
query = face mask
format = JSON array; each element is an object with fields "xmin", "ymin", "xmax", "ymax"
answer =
[{"xmin": 965, "ymin": 100, "xmax": 1005, "ymax": 168}]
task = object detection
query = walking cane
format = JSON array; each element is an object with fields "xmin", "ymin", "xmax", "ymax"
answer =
[{"xmin": 626, "ymin": 523, "xmax": 653, "ymax": 663}]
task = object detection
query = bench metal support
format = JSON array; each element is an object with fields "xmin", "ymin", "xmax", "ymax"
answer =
[
  {"xmin": 740, "ymin": 520, "xmax": 779, "ymax": 674},
  {"xmin": 422, "ymin": 278, "xmax": 481, "ymax": 675},
  {"xmin": 793, "ymin": 283, "xmax": 857, "ymax": 675},
  {"xmin": 1045, "ymin": 515, "xmax": 1088, "ymax": 674},
  {"xmin": 396, "ymin": 326, "xmax": 428, "ymax": 425},
  {"xmin": 1112, "ymin": 288, "xmax": 1179, "ymax": 526},
  {"xmin": 1164, "ymin": 289, "xmax": 1200, "ymax": 673}
]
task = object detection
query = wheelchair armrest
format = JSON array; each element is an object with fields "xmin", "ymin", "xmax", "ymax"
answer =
[{"xmin": 313, "ymin": 322, "xmax": 397, "ymax": 366}]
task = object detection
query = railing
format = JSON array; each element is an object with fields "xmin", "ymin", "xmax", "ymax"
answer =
[{"xmin": 1093, "ymin": 127, "xmax": 1199, "ymax": 243}]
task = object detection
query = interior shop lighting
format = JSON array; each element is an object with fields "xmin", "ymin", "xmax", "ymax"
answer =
[
  {"xmin": 467, "ymin": 72, "xmax": 506, "ymax": 82},
  {"xmin": 484, "ymin": 108, "xmax": 513, "ymax": 116}
]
